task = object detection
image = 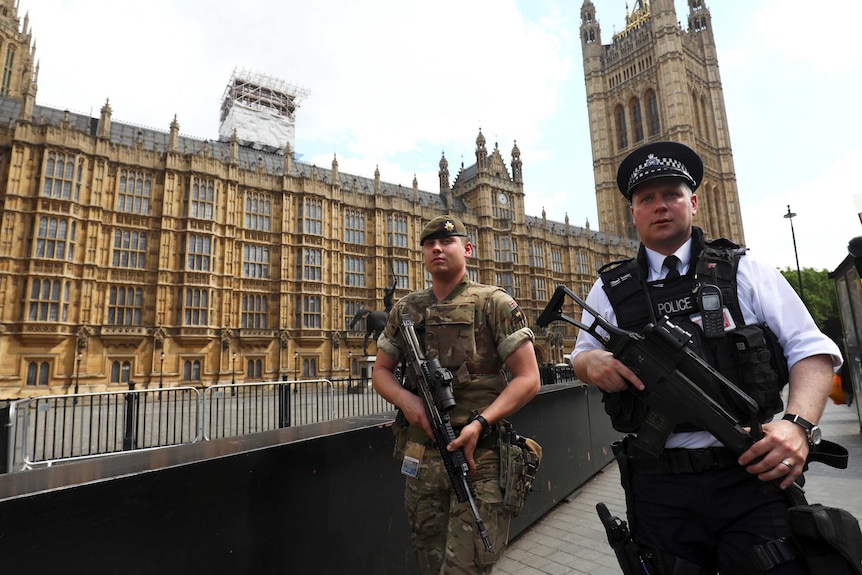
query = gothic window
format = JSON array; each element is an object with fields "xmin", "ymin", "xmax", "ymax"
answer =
[
  {"xmin": 646, "ymin": 90, "xmax": 660, "ymax": 136},
  {"xmin": 615, "ymin": 105, "xmax": 628, "ymax": 150},
  {"xmin": 493, "ymin": 235, "xmax": 513, "ymax": 263},
  {"xmin": 302, "ymin": 358, "xmax": 317, "ymax": 377},
  {"xmin": 185, "ymin": 234, "xmax": 212, "ymax": 271},
  {"xmin": 183, "ymin": 360, "xmax": 201, "ymax": 381},
  {"xmin": 242, "ymin": 244, "xmax": 270, "ymax": 278},
  {"xmin": 529, "ymin": 241, "xmax": 545, "ymax": 267},
  {"xmin": 301, "ymin": 198, "xmax": 323, "ymax": 235},
  {"xmin": 244, "ymin": 192, "xmax": 271, "ymax": 231},
  {"xmin": 26, "ymin": 361, "xmax": 50, "ymax": 386},
  {"xmin": 246, "ymin": 359, "xmax": 263, "ymax": 380},
  {"xmin": 107, "ymin": 286, "xmax": 143, "ymax": 325},
  {"xmin": 344, "ymin": 256, "xmax": 366, "ymax": 287},
  {"xmin": 344, "ymin": 209, "xmax": 366, "ymax": 244},
  {"xmin": 692, "ymin": 91, "xmax": 702, "ymax": 136},
  {"xmin": 190, "ymin": 178, "xmax": 215, "ymax": 219},
  {"xmin": 302, "ymin": 296, "xmax": 321, "ymax": 328},
  {"xmin": 630, "ymin": 97, "xmax": 644, "ymax": 142},
  {"xmin": 393, "ymin": 259, "xmax": 409, "ymax": 289},
  {"xmin": 35, "ymin": 217, "xmax": 75, "ymax": 261},
  {"xmin": 42, "ymin": 152, "xmax": 81, "ymax": 201},
  {"xmin": 28, "ymin": 278, "xmax": 65, "ymax": 321},
  {"xmin": 181, "ymin": 288, "xmax": 211, "ymax": 326},
  {"xmin": 112, "ymin": 230, "xmax": 147, "ymax": 268},
  {"xmin": 388, "ymin": 214, "xmax": 408, "ymax": 247},
  {"xmin": 110, "ymin": 360, "xmax": 132, "ymax": 384},
  {"xmin": 1, "ymin": 44, "xmax": 14, "ymax": 96},
  {"xmin": 118, "ymin": 171, "xmax": 152, "ymax": 215},
  {"xmin": 241, "ymin": 294, "xmax": 267, "ymax": 329},
  {"xmin": 701, "ymin": 96, "xmax": 710, "ymax": 141},
  {"xmin": 496, "ymin": 272, "xmax": 514, "ymax": 296},
  {"xmin": 467, "ymin": 268, "xmax": 479, "ymax": 282},
  {"xmin": 575, "ymin": 250, "xmax": 590, "ymax": 275},
  {"xmin": 302, "ymin": 248, "xmax": 322, "ymax": 281},
  {"xmin": 551, "ymin": 249, "xmax": 564, "ymax": 273},
  {"xmin": 531, "ymin": 277, "xmax": 547, "ymax": 301}
]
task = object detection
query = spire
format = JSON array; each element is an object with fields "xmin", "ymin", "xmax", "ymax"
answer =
[
  {"xmin": 475, "ymin": 128, "xmax": 487, "ymax": 172},
  {"xmin": 511, "ymin": 140, "xmax": 522, "ymax": 183},
  {"xmin": 168, "ymin": 115, "xmax": 179, "ymax": 152},
  {"xmin": 98, "ymin": 99, "xmax": 112, "ymax": 139},
  {"xmin": 331, "ymin": 153, "xmax": 339, "ymax": 185},
  {"xmin": 439, "ymin": 151, "xmax": 450, "ymax": 192},
  {"xmin": 580, "ymin": 0, "xmax": 602, "ymax": 50}
]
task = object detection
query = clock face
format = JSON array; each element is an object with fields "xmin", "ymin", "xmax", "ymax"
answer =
[{"xmin": 497, "ymin": 193, "xmax": 508, "ymax": 205}]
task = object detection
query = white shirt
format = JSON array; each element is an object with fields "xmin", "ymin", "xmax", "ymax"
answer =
[{"xmin": 571, "ymin": 237, "xmax": 842, "ymax": 449}]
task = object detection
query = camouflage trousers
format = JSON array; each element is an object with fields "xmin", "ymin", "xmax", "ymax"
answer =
[{"xmin": 404, "ymin": 446, "xmax": 510, "ymax": 575}]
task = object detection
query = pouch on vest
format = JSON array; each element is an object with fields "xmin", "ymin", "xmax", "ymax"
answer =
[
  {"xmin": 787, "ymin": 504, "xmax": 862, "ymax": 574},
  {"xmin": 498, "ymin": 420, "xmax": 542, "ymax": 517}
]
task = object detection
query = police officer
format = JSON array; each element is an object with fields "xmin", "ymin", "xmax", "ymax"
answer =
[
  {"xmin": 571, "ymin": 141, "xmax": 842, "ymax": 574},
  {"xmin": 373, "ymin": 214, "xmax": 540, "ymax": 574}
]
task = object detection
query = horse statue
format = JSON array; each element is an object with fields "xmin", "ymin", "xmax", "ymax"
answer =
[{"xmin": 350, "ymin": 280, "xmax": 398, "ymax": 355}]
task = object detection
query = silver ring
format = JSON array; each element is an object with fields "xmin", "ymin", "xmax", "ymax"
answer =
[{"xmin": 780, "ymin": 459, "xmax": 794, "ymax": 469}]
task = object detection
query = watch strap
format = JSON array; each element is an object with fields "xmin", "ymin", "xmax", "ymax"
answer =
[{"xmin": 469, "ymin": 414, "xmax": 492, "ymax": 438}]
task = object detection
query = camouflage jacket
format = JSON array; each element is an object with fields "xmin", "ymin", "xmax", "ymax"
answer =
[{"xmin": 377, "ymin": 276, "xmax": 534, "ymax": 424}]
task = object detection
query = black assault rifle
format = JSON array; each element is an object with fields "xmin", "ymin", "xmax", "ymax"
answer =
[
  {"xmin": 398, "ymin": 317, "xmax": 493, "ymax": 551},
  {"xmin": 537, "ymin": 284, "xmax": 765, "ymax": 458}
]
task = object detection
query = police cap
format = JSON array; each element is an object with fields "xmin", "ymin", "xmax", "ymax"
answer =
[
  {"xmin": 420, "ymin": 215, "xmax": 468, "ymax": 245},
  {"xmin": 616, "ymin": 141, "xmax": 704, "ymax": 201}
]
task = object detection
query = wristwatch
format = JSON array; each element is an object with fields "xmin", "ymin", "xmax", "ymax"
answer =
[
  {"xmin": 782, "ymin": 413, "xmax": 822, "ymax": 445},
  {"xmin": 468, "ymin": 413, "xmax": 493, "ymax": 439}
]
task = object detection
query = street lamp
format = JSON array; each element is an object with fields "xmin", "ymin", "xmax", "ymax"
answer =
[
  {"xmin": 294, "ymin": 351, "xmax": 299, "ymax": 381},
  {"xmin": 783, "ymin": 205, "xmax": 806, "ymax": 305},
  {"xmin": 74, "ymin": 352, "xmax": 82, "ymax": 395},
  {"xmin": 158, "ymin": 352, "xmax": 165, "ymax": 400},
  {"xmin": 231, "ymin": 352, "xmax": 237, "ymax": 396},
  {"xmin": 348, "ymin": 351, "xmax": 353, "ymax": 389}
]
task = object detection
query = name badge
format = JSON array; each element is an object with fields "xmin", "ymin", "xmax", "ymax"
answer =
[{"xmin": 401, "ymin": 441, "xmax": 425, "ymax": 478}]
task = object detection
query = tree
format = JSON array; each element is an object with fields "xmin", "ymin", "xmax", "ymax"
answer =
[{"xmin": 779, "ymin": 267, "xmax": 841, "ymax": 342}]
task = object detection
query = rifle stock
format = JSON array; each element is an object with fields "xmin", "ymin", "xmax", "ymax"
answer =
[{"xmin": 398, "ymin": 317, "xmax": 493, "ymax": 551}]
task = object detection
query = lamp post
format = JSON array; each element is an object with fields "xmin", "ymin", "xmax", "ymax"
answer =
[
  {"xmin": 231, "ymin": 352, "xmax": 237, "ymax": 396},
  {"xmin": 294, "ymin": 351, "xmax": 299, "ymax": 381},
  {"xmin": 158, "ymin": 352, "xmax": 165, "ymax": 400},
  {"xmin": 783, "ymin": 205, "xmax": 806, "ymax": 305},
  {"xmin": 73, "ymin": 352, "xmax": 82, "ymax": 402},
  {"xmin": 348, "ymin": 351, "xmax": 353, "ymax": 389}
]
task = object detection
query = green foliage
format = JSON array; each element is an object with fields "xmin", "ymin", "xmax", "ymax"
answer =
[{"xmin": 779, "ymin": 267, "xmax": 841, "ymax": 340}]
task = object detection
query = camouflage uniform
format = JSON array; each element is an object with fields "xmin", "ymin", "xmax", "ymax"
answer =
[{"xmin": 377, "ymin": 276, "xmax": 534, "ymax": 574}]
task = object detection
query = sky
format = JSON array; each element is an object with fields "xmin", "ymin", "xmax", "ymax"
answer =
[{"xmin": 15, "ymin": 0, "xmax": 862, "ymax": 271}]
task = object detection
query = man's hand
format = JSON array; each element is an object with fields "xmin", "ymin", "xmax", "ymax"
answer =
[
  {"xmin": 447, "ymin": 420, "xmax": 481, "ymax": 473},
  {"xmin": 738, "ymin": 419, "xmax": 810, "ymax": 489},
  {"xmin": 573, "ymin": 348, "xmax": 645, "ymax": 392},
  {"xmin": 399, "ymin": 393, "xmax": 433, "ymax": 441}
]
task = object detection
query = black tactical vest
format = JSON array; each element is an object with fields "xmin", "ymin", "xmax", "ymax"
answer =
[{"xmin": 598, "ymin": 227, "xmax": 788, "ymax": 433}]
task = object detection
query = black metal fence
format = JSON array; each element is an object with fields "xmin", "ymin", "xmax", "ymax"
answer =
[{"xmin": 1, "ymin": 376, "xmax": 394, "ymax": 473}]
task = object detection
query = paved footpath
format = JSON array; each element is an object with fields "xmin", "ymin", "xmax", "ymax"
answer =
[{"xmin": 497, "ymin": 400, "xmax": 862, "ymax": 575}]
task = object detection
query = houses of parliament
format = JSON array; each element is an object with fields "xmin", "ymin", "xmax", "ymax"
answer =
[{"xmin": 0, "ymin": 0, "xmax": 743, "ymax": 398}]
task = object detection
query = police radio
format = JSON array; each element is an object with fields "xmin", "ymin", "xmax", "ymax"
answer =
[{"xmin": 698, "ymin": 283, "xmax": 725, "ymax": 338}]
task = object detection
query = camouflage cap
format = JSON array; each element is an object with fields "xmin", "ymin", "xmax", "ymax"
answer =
[{"xmin": 419, "ymin": 215, "xmax": 468, "ymax": 245}]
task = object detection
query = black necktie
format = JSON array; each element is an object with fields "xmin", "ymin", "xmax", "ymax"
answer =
[{"xmin": 663, "ymin": 255, "xmax": 680, "ymax": 281}]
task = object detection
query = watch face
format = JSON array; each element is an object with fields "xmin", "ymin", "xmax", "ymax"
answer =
[
  {"xmin": 497, "ymin": 193, "xmax": 508, "ymax": 205},
  {"xmin": 810, "ymin": 426, "xmax": 822, "ymax": 445}
]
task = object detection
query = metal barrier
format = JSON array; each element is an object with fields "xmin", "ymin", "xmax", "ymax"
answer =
[
  {"xmin": 3, "ymin": 377, "xmax": 396, "ymax": 472},
  {"xmin": 9, "ymin": 386, "xmax": 201, "ymax": 471}
]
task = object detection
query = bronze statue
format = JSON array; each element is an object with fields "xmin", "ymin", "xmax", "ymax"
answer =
[{"xmin": 350, "ymin": 280, "xmax": 397, "ymax": 355}]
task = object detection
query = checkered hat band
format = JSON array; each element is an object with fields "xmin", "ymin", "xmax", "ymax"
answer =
[{"xmin": 628, "ymin": 156, "xmax": 693, "ymax": 189}]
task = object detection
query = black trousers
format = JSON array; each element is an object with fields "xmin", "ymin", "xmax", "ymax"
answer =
[{"xmin": 631, "ymin": 465, "xmax": 807, "ymax": 573}]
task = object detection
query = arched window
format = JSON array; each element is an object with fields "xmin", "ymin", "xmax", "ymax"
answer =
[
  {"xmin": 26, "ymin": 361, "xmax": 51, "ymax": 386},
  {"xmin": 692, "ymin": 91, "xmax": 702, "ymax": 136},
  {"xmin": 183, "ymin": 360, "xmax": 202, "ymax": 381},
  {"xmin": 646, "ymin": 89, "xmax": 660, "ymax": 136},
  {"xmin": 700, "ymin": 96, "xmax": 710, "ymax": 141},
  {"xmin": 615, "ymin": 105, "xmax": 628, "ymax": 150},
  {"xmin": 630, "ymin": 97, "xmax": 644, "ymax": 143}
]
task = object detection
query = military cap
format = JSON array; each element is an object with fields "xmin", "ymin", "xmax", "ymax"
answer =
[
  {"xmin": 420, "ymin": 215, "xmax": 468, "ymax": 245},
  {"xmin": 616, "ymin": 141, "xmax": 703, "ymax": 201}
]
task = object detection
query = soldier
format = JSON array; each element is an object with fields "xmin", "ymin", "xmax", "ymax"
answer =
[
  {"xmin": 373, "ymin": 214, "xmax": 540, "ymax": 574},
  {"xmin": 571, "ymin": 141, "xmax": 842, "ymax": 573}
]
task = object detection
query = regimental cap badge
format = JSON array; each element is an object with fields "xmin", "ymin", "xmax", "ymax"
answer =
[{"xmin": 420, "ymin": 214, "xmax": 468, "ymax": 245}]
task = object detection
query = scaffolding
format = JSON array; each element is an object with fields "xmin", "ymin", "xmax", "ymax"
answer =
[{"xmin": 218, "ymin": 68, "xmax": 310, "ymax": 153}]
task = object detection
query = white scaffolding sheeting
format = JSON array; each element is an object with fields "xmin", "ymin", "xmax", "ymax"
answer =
[{"xmin": 219, "ymin": 67, "xmax": 310, "ymax": 152}]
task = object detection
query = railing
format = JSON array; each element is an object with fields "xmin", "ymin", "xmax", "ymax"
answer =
[{"xmin": 3, "ymin": 377, "xmax": 395, "ymax": 473}]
